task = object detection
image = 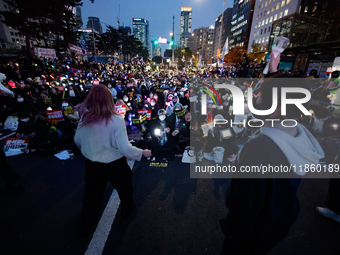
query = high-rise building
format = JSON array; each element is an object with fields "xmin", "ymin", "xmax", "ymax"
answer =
[
  {"xmin": 87, "ymin": 17, "xmax": 103, "ymax": 34},
  {"xmin": 189, "ymin": 26, "xmax": 215, "ymax": 64},
  {"xmin": 152, "ymin": 41, "xmax": 161, "ymax": 58},
  {"xmin": 213, "ymin": 8, "xmax": 233, "ymax": 59},
  {"xmin": 74, "ymin": 6, "xmax": 83, "ymax": 29},
  {"xmin": 229, "ymin": 0, "xmax": 255, "ymax": 50},
  {"xmin": 0, "ymin": 0, "xmax": 26, "ymax": 49},
  {"xmin": 180, "ymin": 6, "xmax": 192, "ymax": 48},
  {"xmin": 248, "ymin": 0, "xmax": 302, "ymax": 53},
  {"xmin": 132, "ymin": 18, "xmax": 150, "ymax": 55},
  {"xmin": 120, "ymin": 26, "xmax": 131, "ymax": 36}
]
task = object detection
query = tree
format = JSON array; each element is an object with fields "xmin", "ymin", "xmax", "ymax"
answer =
[
  {"xmin": 0, "ymin": 0, "xmax": 82, "ymax": 58},
  {"xmin": 224, "ymin": 46, "xmax": 247, "ymax": 64}
]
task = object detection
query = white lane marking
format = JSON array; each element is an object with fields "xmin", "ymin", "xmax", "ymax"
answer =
[{"xmin": 84, "ymin": 160, "xmax": 135, "ymax": 255}]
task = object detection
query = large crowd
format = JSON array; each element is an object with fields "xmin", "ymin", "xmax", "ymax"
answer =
[{"xmin": 0, "ymin": 56, "xmax": 339, "ymax": 159}]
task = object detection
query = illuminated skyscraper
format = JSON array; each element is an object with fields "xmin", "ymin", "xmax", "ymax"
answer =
[
  {"xmin": 180, "ymin": 6, "xmax": 192, "ymax": 48},
  {"xmin": 132, "ymin": 18, "xmax": 150, "ymax": 55}
]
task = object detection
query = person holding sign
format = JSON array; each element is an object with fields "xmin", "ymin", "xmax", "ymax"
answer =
[
  {"xmin": 74, "ymin": 84, "xmax": 151, "ymax": 238},
  {"xmin": 146, "ymin": 109, "xmax": 175, "ymax": 160}
]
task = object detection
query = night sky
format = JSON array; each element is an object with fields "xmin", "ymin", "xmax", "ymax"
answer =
[{"xmin": 81, "ymin": 0, "xmax": 234, "ymax": 53}]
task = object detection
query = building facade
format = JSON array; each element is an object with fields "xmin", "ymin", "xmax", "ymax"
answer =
[
  {"xmin": 86, "ymin": 17, "xmax": 103, "ymax": 34},
  {"xmin": 132, "ymin": 18, "xmax": 150, "ymax": 55},
  {"xmin": 229, "ymin": 0, "xmax": 255, "ymax": 50},
  {"xmin": 213, "ymin": 8, "xmax": 233, "ymax": 60},
  {"xmin": 179, "ymin": 6, "xmax": 192, "ymax": 48},
  {"xmin": 152, "ymin": 41, "xmax": 161, "ymax": 58},
  {"xmin": 74, "ymin": 6, "xmax": 83, "ymax": 29},
  {"xmin": 0, "ymin": 0, "xmax": 26, "ymax": 49},
  {"xmin": 248, "ymin": 0, "xmax": 302, "ymax": 53}
]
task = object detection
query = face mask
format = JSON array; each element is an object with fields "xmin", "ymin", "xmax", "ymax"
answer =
[
  {"xmin": 17, "ymin": 98, "xmax": 24, "ymax": 102},
  {"xmin": 20, "ymin": 118, "xmax": 29, "ymax": 122},
  {"xmin": 180, "ymin": 92, "xmax": 184, "ymax": 96},
  {"xmin": 149, "ymin": 94, "xmax": 153, "ymax": 98},
  {"xmin": 62, "ymin": 103, "xmax": 69, "ymax": 107},
  {"xmin": 159, "ymin": 115, "xmax": 166, "ymax": 121},
  {"xmin": 132, "ymin": 89, "xmax": 134, "ymax": 92},
  {"xmin": 123, "ymin": 97, "xmax": 128, "ymax": 102},
  {"xmin": 108, "ymin": 85, "xmax": 112, "ymax": 88},
  {"xmin": 151, "ymin": 101, "xmax": 155, "ymax": 106}
]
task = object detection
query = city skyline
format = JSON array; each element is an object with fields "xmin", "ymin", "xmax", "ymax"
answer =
[{"xmin": 81, "ymin": 0, "xmax": 234, "ymax": 53}]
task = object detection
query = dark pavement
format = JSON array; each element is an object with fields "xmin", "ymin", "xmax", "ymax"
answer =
[{"xmin": 0, "ymin": 149, "xmax": 340, "ymax": 255}]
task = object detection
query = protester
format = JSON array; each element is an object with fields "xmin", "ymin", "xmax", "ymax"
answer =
[
  {"xmin": 220, "ymin": 53, "xmax": 325, "ymax": 255},
  {"xmin": 74, "ymin": 84, "xmax": 151, "ymax": 237}
]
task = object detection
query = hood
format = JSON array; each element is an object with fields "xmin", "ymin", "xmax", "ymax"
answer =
[{"xmin": 259, "ymin": 123, "xmax": 324, "ymax": 176}]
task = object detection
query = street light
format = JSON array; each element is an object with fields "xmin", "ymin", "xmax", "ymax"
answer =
[{"xmin": 170, "ymin": 32, "xmax": 173, "ymax": 36}]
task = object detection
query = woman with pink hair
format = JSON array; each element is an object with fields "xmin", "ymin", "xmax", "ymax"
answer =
[{"xmin": 74, "ymin": 84, "xmax": 151, "ymax": 238}]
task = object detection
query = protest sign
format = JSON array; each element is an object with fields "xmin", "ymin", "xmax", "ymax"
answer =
[{"xmin": 47, "ymin": 110, "xmax": 64, "ymax": 121}]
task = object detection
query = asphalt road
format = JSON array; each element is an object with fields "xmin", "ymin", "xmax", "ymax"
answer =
[{"xmin": 0, "ymin": 150, "xmax": 340, "ymax": 255}]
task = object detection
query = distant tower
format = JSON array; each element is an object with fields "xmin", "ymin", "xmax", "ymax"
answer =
[
  {"xmin": 86, "ymin": 17, "xmax": 102, "ymax": 34},
  {"xmin": 180, "ymin": 6, "xmax": 192, "ymax": 48}
]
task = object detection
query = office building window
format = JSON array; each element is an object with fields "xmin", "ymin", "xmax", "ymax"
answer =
[
  {"xmin": 261, "ymin": 13, "xmax": 263, "ymax": 18},
  {"xmin": 12, "ymin": 38, "xmax": 15, "ymax": 42},
  {"xmin": 265, "ymin": 1, "xmax": 268, "ymax": 7},
  {"xmin": 276, "ymin": 3, "xmax": 280, "ymax": 9},
  {"xmin": 312, "ymin": 6, "xmax": 317, "ymax": 12},
  {"xmin": 268, "ymin": 9, "xmax": 270, "ymax": 14},
  {"xmin": 270, "ymin": 16, "xmax": 273, "ymax": 22},
  {"xmin": 304, "ymin": 6, "xmax": 308, "ymax": 12},
  {"xmin": 269, "ymin": 0, "xmax": 272, "ymax": 3},
  {"xmin": 266, "ymin": 18, "xmax": 269, "ymax": 24},
  {"xmin": 284, "ymin": 9, "xmax": 288, "ymax": 16},
  {"xmin": 255, "ymin": 39, "xmax": 258, "ymax": 43},
  {"xmin": 266, "ymin": 36, "xmax": 269, "ymax": 42},
  {"xmin": 257, "ymin": 31, "xmax": 260, "ymax": 36},
  {"xmin": 268, "ymin": 26, "xmax": 271, "ymax": 32},
  {"xmin": 264, "ymin": 28, "xmax": 267, "ymax": 33},
  {"xmin": 281, "ymin": 0, "xmax": 285, "ymax": 7},
  {"xmin": 264, "ymin": 11, "xmax": 266, "ymax": 16},
  {"xmin": 272, "ymin": 6, "xmax": 275, "ymax": 12},
  {"xmin": 257, "ymin": 14, "xmax": 259, "ymax": 19},
  {"xmin": 262, "ymin": 20, "xmax": 265, "ymax": 25},
  {"xmin": 262, "ymin": 37, "xmax": 265, "ymax": 43},
  {"xmin": 286, "ymin": 0, "xmax": 290, "ymax": 4},
  {"xmin": 259, "ymin": 21, "xmax": 261, "ymax": 27},
  {"xmin": 10, "ymin": 32, "xmax": 14, "ymax": 35},
  {"xmin": 274, "ymin": 14, "xmax": 278, "ymax": 20},
  {"xmin": 254, "ymin": 32, "xmax": 256, "ymax": 37},
  {"xmin": 279, "ymin": 12, "xmax": 283, "ymax": 18},
  {"xmin": 261, "ymin": 29, "xmax": 263, "ymax": 34},
  {"xmin": 255, "ymin": 23, "xmax": 258, "ymax": 28}
]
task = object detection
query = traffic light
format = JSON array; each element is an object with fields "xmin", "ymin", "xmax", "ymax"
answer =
[
  {"xmin": 169, "ymin": 41, "xmax": 173, "ymax": 46},
  {"xmin": 153, "ymin": 40, "xmax": 158, "ymax": 45}
]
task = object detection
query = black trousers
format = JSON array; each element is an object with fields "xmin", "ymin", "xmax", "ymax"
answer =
[
  {"xmin": 0, "ymin": 148, "xmax": 19, "ymax": 187},
  {"xmin": 79, "ymin": 157, "xmax": 134, "ymax": 230}
]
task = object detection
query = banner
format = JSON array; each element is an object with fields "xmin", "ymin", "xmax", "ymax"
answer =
[
  {"xmin": 62, "ymin": 106, "xmax": 73, "ymax": 114},
  {"xmin": 115, "ymin": 105, "xmax": 126, "ymax": 115},
  {"xmin": 35, "ymin": 47, "xmax": 57, "ymax": 59},
  {"xmin": 155, "ymin": 88, "xmax": 164, "ymax": 93},
  {"xmin": 78, "ymin": 32, "xmax": 89, "ymax": 54},
  {"xmin": 132, "ymin": 113, "xmax": 146, "ymax": 125},
  {"xmin": 138, "ymin": 109, "xmax": 151, "ymax": 120},
  {"xmin": 127, "ymin": 83, "xmax": 134, "ymax": 88},
  {"xmin": 69, "ymin": 43, "xmax": 86, "ymax": 55},
  {"xmin": 4, "ymin": 138, "xmax": 30, "ymax": 150},
  {"xmin": 43, "ymin": 97, "xmax": 52, "ymax": 103},
  {"xmin": 46, "ymin": 110, "xmax": 64, "ymax": 121}
]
